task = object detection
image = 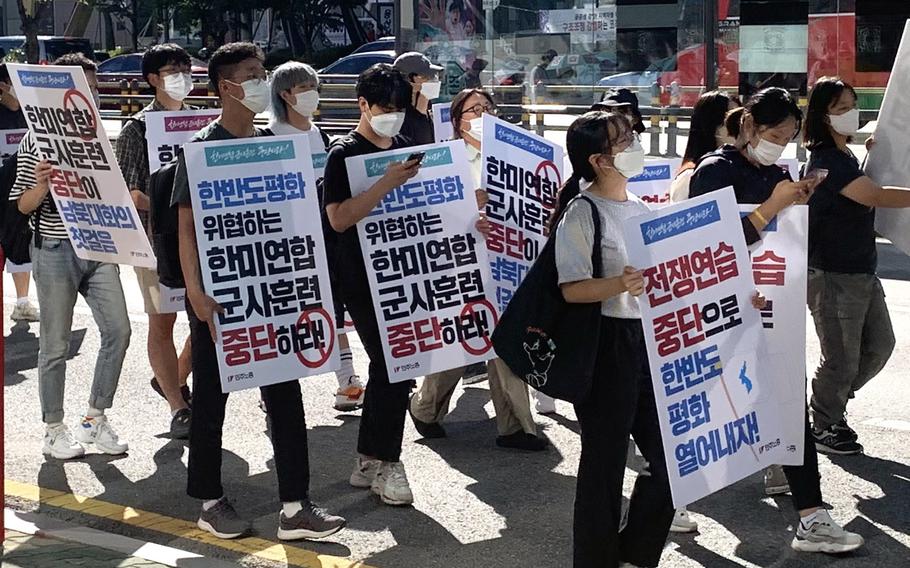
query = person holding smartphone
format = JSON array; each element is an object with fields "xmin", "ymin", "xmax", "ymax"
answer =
[
  {"xmin": 803, "ymin": 77, "xmax": 910, "ymax": 455},
  {"xmin": 689, "ymin": 87, "xmax": 864, "ymax": 555}
]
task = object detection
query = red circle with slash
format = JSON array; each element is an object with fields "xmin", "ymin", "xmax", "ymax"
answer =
[
  {"xmin": 296, "ymin": 307, "xmax": 336, "ymax": 369},
  {"xmin": 62, "ymin": 88, "xmax": 98, "ymax": 142},
  {"xmin": 534, "ymin": 160, "xmax": 563, "ymax": 203},
  {"xmin": 459, "ymin": 299, "xmax": 498, "ymax": 356}
]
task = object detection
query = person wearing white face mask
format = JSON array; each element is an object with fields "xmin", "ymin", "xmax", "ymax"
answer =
[
  {"xmin": 115, "ymin": 44, "xmax": 197, "ymax": 439},
  {"xmin": 392, "ymin": 52, "xmax": 443, "ymax": 146},
  {"xmin": 268, "ymin": 61, "xmax": 368, "ymax": 412},
  {"xmin": 690, "ymin": 87, "xmax": 865, "ymax": 556},
  {"xmin": 803, "ymin": 77, "xmax": 910, "ymax": 457}
]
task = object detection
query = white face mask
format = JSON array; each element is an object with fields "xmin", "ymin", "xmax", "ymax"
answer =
[
  {"xmin": 368, "ymin": 108, "xmax": 405, "ymax": 138},
  {"xmin": 291, "ymin": 90, "xmax": 319, "ymax": 117},
  {"xmin": 420, "ymin": 80, "xmax": 441, "ymax": 100},
  {"xmin": 464, "ymin": 116, "xmax": 483, "ymax": 140},
  {"xmin": 232, "ymin": 78, "xmax": 271, "ymax": 114},
  {"xmin": 747, "ymin": 136, "xmax": 786, "ymax": 166},
  {"xmin": 611, "ymin": 140, "xmax": 645, "ymax": 179},
  {"xmin": 828, "ymin": 108, "xmax": 859, "ymax": 136},
  {"xmin": 162, "ymin": 72, "xmax": 193, "ymax": 101}
]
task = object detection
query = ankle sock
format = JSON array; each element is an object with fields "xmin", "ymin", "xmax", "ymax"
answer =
[
  {"xmin": 282, "ymin": 501, "xmax": 303, "ymax": 517},
  {"xmin": 86, "ymin": 408, "xmax": 104, "ymax": 418},
  {"xmin": 336, "ymin": 348, "xmax": 355, "ymax": 385},
  {"xmin": 202, "ymin": 499, "xmax": 220, "ymax": 511},
  {"xmin": 16, "ymin": 297, "xmax": 29, "ymax": 306}
]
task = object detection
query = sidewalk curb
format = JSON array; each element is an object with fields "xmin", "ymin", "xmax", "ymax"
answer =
[{"xmin": 5, "ymin": 508, "xmax": 237, "ymax": 568}]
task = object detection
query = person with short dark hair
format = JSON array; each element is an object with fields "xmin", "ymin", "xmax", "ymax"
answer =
[
  {"xmin": 172, "ymin": 42, "xmax": 345, "ymax": 541},
  {"xmin": 392, "ymin": 52, "xmax": 442, "ymax": 145},
  {"xmin": 115, "ymin": 42, "xmax": 195, "ymax": 439},
  {"xmin": 803, "ymin": 77, "xmax": 910, "ymax": 455},
  {"xmin": 10, "ymin": 53, "xmax": 131, "ymax": 461}
]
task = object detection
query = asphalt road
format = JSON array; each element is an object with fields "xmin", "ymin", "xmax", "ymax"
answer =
[{"xmin": 3, "ymin": 242, "xmax": 909, "ymax": 568}]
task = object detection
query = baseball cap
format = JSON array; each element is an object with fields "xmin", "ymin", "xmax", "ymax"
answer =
[{"xmin": 393, "ymin": 52, "xmax": 443, "ymax": 78}]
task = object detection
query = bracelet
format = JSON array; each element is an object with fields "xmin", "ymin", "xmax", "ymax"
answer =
[{"xmin": 753, "ymin": 208, "xmax": 769, "ymax": 226}]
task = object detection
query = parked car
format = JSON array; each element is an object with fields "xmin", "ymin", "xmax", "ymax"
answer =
[
  {"xmin": 319, "ymin": 50, "xmax": 396, "ymax": 82},
  {"xmin": 351, "ymin": 37, "xmax": 395, "ymax": 55},
  {"xmin": 0, "ymin": 36, "xmax": 94, "ymax": 63},
  {"xmin": 96, "ymin": 53, "xmax": 209, "ymax": 108}
]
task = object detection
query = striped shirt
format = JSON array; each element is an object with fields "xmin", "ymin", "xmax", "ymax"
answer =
[{"xmin": 7, "ymin": 131, "xmax": 68, "ymax": 239}]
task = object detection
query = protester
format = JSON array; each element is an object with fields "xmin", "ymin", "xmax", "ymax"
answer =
[
  {"xmin": 172, "ymin": 42, "xmax": 345, "ymax": 540},
  {"xmin": 552, "ymin": 111, "xmax": 672, "ymax": 567},
  {"xmin": 268, "ymin": 60, "xmax": 366, "ymax": 412},
  {"xmin": 392, "ymin": 52, "xmax": 441, "ymax": 145},
  {"xmin": 10, "ymin": 53, "xmax": 130, "ymax": 459},
  {"xmin": 803, "ymin": 77, "xmax": 910, "ymax": 455},
  {"xmin": 1, "ymin": 62, "xmax": 39, "ymax": 323},
  {"xmin": 597, "ymin": 89, "xmax": 646, "ymax": 135},
  {"xmin": 408, "ymin": 88, "xmax": 544, "ymax": 451},
  {"xmin": 529, "ymin": 49, "xmax": 557, "ymax": 104},
  {"xmin": 689, "ymin": 87, "xmax": 864, "ymax": 554},
  {"xmin": 115, "ymin": 43, "xmax": 194, "ymax": 438},
  {"xmin": 457, "ymin": 58, "xmax": 487, "ymax": 90}
]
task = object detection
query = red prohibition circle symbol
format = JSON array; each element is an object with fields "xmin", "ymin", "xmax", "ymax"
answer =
[
  {"xmin": 296, "ymin": 307, "xmax": 336, "ymax": 369},
  {"xmin": 534, "ymin": 159, "xmax": 563, "ymax": 202},
  {"xmin": 62, "ymin": 88, "xmax": 98, "ymax": 142},
  {"xmin": 459, "ymin": 299, "xmax": 499, "ymax": 356}
]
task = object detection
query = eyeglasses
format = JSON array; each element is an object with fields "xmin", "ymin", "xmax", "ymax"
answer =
[{"xmin": 463, "ymin": 103, "xmax": 497, "ymax": 116}]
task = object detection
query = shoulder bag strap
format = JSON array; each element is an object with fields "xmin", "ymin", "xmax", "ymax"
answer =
[{"xmin": 577, "ymin": 195, "xmax": 603, "ymax": 278}]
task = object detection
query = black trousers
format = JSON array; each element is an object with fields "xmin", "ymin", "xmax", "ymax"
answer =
[
  {"xmin": 783, "ymin": 407, "xmax": 823, "ymax": 511},
  {"xmin": 186, "ymin": 304, "xmax": 310, "ymax": 503},
  {"xmin": 344, "ymin": 282, "xmax": 411, "ymax": 462},
  {"xmin": 573, "ymin": 317, "xmax": 674, "ymax": 568}
]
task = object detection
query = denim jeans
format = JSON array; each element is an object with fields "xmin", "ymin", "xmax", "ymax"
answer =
[{"xmin": 31, "ymin": 237, "xmax": 131, "ymax": 423}]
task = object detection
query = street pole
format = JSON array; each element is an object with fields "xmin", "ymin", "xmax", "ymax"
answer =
[{"xmin": 704, "ymin": 0, "xmax": 718, "ymax": 92}]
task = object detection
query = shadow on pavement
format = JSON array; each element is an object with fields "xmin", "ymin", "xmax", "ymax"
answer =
[
  {"xmin": 3, "ymin": 324, "xmax": 86, "ymax": 386},
  {"xmin": 829, "ymin": 454, "xmax": 910, "ymax": 535}
]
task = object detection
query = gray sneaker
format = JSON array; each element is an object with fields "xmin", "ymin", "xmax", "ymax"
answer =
[
  {"xmin": 763, "ymin": 464, "xmax": 790, "ymax": 496},
  {"xmin": 277, "ymin": 500, "xmax": 346, "ymax": 541},
  {"xmin": 791, "ymin": 509, "xmax": 864, "ymax": 553},
  {"xmin": 170, "ymin": 408, "xmax": 191, "ymax": 440},
  {"xmin": 197, "ymin": 498, "xmax": 249, "ymax": 539}
]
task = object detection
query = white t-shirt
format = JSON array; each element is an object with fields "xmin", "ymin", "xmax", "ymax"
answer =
[
  {"xmin": 669, "ymin": 167, "xmax": 695, "ymax": 203},
  {"xmin": 268, "ymin": 120, "xmax": 327, "ymax": 153}
]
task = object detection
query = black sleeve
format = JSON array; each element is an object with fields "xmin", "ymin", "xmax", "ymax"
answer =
[
  {"xmin": 689, "ymin": 156, "xmax": 761, "ymax": 246},
  {"xmin": 806, "ymin": 149, "xmax": 863, "ymax": 195},
  {"xmin": 322, "ymin": 144, "xmax": 352, "ymax": 207},
  {"xmin": 320, "ymin": 129, "xmax": 332, "ymax": 148}
]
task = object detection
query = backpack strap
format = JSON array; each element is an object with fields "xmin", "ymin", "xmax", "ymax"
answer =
[{"xmin": 576, "ymin": 195, "xmax": 603, "ymax": 278}]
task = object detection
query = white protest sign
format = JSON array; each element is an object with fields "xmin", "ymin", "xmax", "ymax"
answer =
[
  {"xmin": 624, "ymin": 188, "xmax": 802, "ymax": 508},
  {"xmin": 431, "ymin": 102, "xmax": 454, "ymax": 143},
  {"xmin": 628, "ymin": 158, "xmax": 682, "ymax": 206},
  {"xmin": 185, "ymin": 134, "xmax": 339, "ymax": 392},
  {"xmin": 866, "ymin": 20, "xmax": 910, "ymax": 255},
  {"xmin": 346, "ymin": 141, "xmax": 495, "ymax": 382},
  {"xmin": 481, "ymin": 114, "xmax": 563, "ymax": 315},
  {"xmin": 159, "ymin": 283, "xmax": 186, "ymax": 314},
  {"xmin": 144, "ymin": 108, "xmax": 220, "ymax": 172},
  {"xmin": 8, "ymin": 63, "xmax": 155, "ymax": 267},
  {"xmin": 0, "ymin": 128, "xmax": 26, "ymax": 156}
]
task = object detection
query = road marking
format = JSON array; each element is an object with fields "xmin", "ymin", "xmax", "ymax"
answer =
[
  {"xmin": 5, "ymin": 479, "xmax": 377, "ymax": 568},
  {"xmin": 860, "ymin": 418, "xmax": 910, "ymax": 431}
]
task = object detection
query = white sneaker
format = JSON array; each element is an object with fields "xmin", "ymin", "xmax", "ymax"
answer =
[
  {"xmin": 534, "ymin": 392, "xmax": 557, "ymax": 415},
  {"xmin": 670, "ymin": 507, "xmax": 698, "ymax": 533},
  {"xmin": 791, "ymin": 509, "xmax": 864, "ymax": 553},
  {"xmin": 334, "ymin": 375, "xmax": 365, "ymax": 411},
  {"xmin": 349, "ymin": 457, "xmax": 381, "ymax": 488},
  {"xmin": 371, "ymin": 461, "xmax": 413, "ymax": 506},
  {"xmin": 11, "ymin": 302, "xmax": 39, "ymax": 322},
  {"xmin": 75, "ymin": 415, "xmax": 129, "ymax": 455},
  {"xmin": 42, "ymin": 424, "xmax": 85, "ymax": 460}
]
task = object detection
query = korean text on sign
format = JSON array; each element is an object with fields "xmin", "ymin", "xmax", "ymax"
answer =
[{"xmin": 144, "ymin": 108, "xmax": 220, "ymax": 172}]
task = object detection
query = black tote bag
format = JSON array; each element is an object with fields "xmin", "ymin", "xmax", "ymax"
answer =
[{"xmin": 491, "ymin": 195, "xmax": 603, "ymax": 404}]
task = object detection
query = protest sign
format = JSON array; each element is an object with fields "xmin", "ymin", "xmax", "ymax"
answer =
[
  {"xmin": 624, "ymin": 188, "xmax": 803, "ymax": 508},
  {"xmin": 865, "ymin": 20, "xmax": 910, "ymax": 255},
  {"xmin": 8, "ymin": 63, "xmax": 155, "ymax": 267},
  {"xmin": 481, "ymin": 114, "xmax": 563, "ymax": 315},
  {"xmin": 184, "ymin": 134, "xmax": 339, "ymax": 392},
  {"xmin": 0, "ymin": 128, "xmax": 26, "ymax": 157},
  {"xmin": 431, "ymin": 102, "xmax": 454, "ymax": 143},
  {"xmin": 627, "ymin": 158, "xmax": 681, "ymax": 206},
  {"xmin": 347, "ymin": 141, "xmax": 495, "ymax": 382},
  {"xmin": 144, "ymin": 109, "xmax": 220, "ymax": 172},
  {"xmin": 159, "ymin": 283, "xmax": 186, "ymax": 314}
]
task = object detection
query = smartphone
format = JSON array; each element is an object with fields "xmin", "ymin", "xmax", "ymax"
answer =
[
  {"xmin": 806, "ymin": 168, "xmax": 829, "ymax": 187},
  {"xmin": 406, "ymin": 151, "xmax": 426, "ymax": 165}
]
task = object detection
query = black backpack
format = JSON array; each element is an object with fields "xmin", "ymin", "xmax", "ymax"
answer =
[
  {"xmin": 149, "ymin": 155, "xmax": 183, "ymax": 288},
  {"xmin": 0, "ymin": 152, "xmax": 35, "ymax": 264}
]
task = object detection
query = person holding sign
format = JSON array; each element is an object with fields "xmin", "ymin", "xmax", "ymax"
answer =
[
  {"xmin": 268, "ymin": 61, "xmax": 367, "ymax": 412},
  {"xmin": 550, "ymin": 111, "xmax": 672, "ymax": 568},
  {"xmin": 689, "ymin": 88, "xmax": 864, "ymax": 554},
  {"xmin": 172, "ymin": 42, "xmax": 346, "ymax": 541},
  {"xmin": 10, "ymin": 54, "xmax": 131, "ymax": 460},
  {"xmin": 115, "ymin": 43, "xmax": 196, "ymax": 439},
  {"xmin": 803, "ymin": 77, "xmax": 910, "ymax": 455},
  {"xmin": 408, "ymin": 88, "xmax": 545, "ymax": 451}
]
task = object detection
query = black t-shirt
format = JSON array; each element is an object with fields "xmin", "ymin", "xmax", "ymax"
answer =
[
  {"xmin": 323, "ymin": 131, "xmax": 409, "ymax": 303},
  {"xmin": 689, "ymin": 145, "xmax": 792, "ymax": 245},
  {"xmin": 399, "ymin": 104, "xmax": 434, "ymax": 146},
  {"xmin": 805, "ymin": 144, "xmax": 872, "ymax": 274},
  {"xmin": 0, "ymin": 104, "xmax": 26, "ymax": 130}
]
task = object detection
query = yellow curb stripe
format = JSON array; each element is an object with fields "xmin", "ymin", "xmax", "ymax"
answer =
[{"xmin": 5, "ymin": 479, "xmax": 376, "ymax": 568}]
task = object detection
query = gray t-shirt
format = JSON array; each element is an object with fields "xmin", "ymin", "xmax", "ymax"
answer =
[{"xmin": 555, "ymin": 190, "xmax": 650, "ymax": 319}]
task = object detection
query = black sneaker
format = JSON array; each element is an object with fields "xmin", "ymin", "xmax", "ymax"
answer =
[
  {"xmin": 197, "ymin": 497, "xmax": 249, "ymax": 539},
  {"xmin": 277, "ymin": 500, "xmax": 346, "ymax": 541},
  {"xmin": 496, "ymin": 432, "xmax": 547, "ymax": 452},
  {"xmin": 170, "ymin": 408, "xmax": 192, "ymax": 440},
  {"xmin": 831, "ymin": 418, "xmax": 858, "ymax": 443},
  {"xmin": 408, "ymin": 394, "xmax": 447, "ymax": 439},
  {"xmin": 813, "ymin": 425, "xmax": 863, "ymax": 455},
  {"xmin": 462, "ymin": 362, "xmax": 488, "ymax": 385},
  {"xmin": 151, "ymin": 377, "xmax": 192, "ymax": 407}
]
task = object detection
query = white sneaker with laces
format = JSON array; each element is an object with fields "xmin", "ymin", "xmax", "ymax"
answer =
[
  {"xmin": 334, "ymin": 375, "xmax": 365, "ymax": 411},
  {"xmin": 534, "ymin": 392, "xmax": 557, "ymax": 415},
  {"xmin": 43, "ymin": 424, "xmax": 85, "ymax": 460},
  {"xmin": 791, "ymin": 509, "xmax": 864, "ymax": 553},
  {"xmin": 670, "ymin": 507, "xmax": 698, "ymax": 533},
  {"xmin": 11, "ymin": 302, "xmax": 39, "ymax": 322},
  {"xmin": 371, "ymin": 461, "xmax": 414, "ymax": 506},
  {"xmin": 349, "ymin": 457, "xmax": 381, "ymax": 488},
  {"xmin": 75, "ymin": 415, "xmax": 129, "ymax": 455}
]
